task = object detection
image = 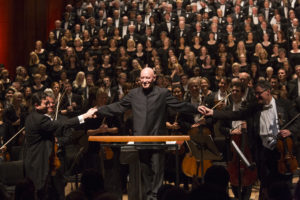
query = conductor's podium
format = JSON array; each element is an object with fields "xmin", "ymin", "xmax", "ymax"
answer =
[{"xmin": 88, "ymin": 135, "xmax": 190, "ymax": 200}]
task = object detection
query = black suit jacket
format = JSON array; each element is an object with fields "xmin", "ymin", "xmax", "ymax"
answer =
[
  {"xmin": 288, "ymin": 78, "xmax": 299, "ymax": 99},
  {"xmin": 213, "ymin": 99, "xmax": 299, "ymax": 163},
  {"xmin": 61, "ymin": 93, "xmax": 83, "ymax": 117},
  {"xmin": 98, "ymin": 86, "xmax": 199, "ymax": 135},
  {"xmin": 159, "ymin": 21, "xmax": 176, "ymax": 40},
  {"xmin": 23, "ymin": 111, "xmax": 80, "ymax": 190}
]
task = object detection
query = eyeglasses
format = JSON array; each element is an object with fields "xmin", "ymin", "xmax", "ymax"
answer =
[{"xmin": 255, "ymin": 89, "xmax": 267, "ymax": 96}]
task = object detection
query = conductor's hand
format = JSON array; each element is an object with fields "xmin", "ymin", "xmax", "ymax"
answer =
[
  {"xmin": 279, "ymin": 129, "xmax": 291, "ymax": 138},
  {"xmin": 82, "ymin": 108, "xmax": 98, "ymax": 119},
  {"xmin": 230, "ymin": 128, "xmax": 242, "ymax": 135},
  {"xmin": 198, "ymin": 106, "xmax": 213, "ymax": 116}
]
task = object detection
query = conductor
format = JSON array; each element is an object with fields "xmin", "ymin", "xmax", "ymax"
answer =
[{"xmin": 97, "ymin": 67, "xmax": 201, "ymax": 200}]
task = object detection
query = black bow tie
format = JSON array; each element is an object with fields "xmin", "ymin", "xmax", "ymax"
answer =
[{"xmin": 263, "ymin": 105, "xmax": 272, "ymax": 110}]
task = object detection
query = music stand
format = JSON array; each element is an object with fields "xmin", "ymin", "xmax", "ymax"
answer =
[{"xmin": 187, "ymin": 134, "xmax": 222, "ymax": 183}]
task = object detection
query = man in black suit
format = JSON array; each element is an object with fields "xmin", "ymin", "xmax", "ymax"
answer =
[
  {"xmin": 97, "ymin": 68, "xmax": 201, "ymax": 200},
  {"xmin": 174, "ymin": 20, "xmax": 190, "ymax": 44},
  {"xmin": 60, "ymin": 82, "xmax": 83, "ymax": 118},
  {"xmin": 23, "ymin": 92, "xmax": 96, "ymax": 200},
  {"xmin": 52, "ymin": 20, "xmax": 64, "ymax": 41},
  {"xmin": 96, "ymin": 9, "xmax": 107, "ymax": 28},
  {"xmin": 199, "ymin": 80, "xmax": 299, "ymax": 199},
  {"xmin": 88, "ymin": 17, "xmax": 99, "ymax": 38},
  {"xmin": 259, "ymin": 0, "xmax": 274, "ymax": 23},
  {"xmin": 123, "ymin": 25, "xmax": 140, "ymax": 46},
  {"xmin": 120, "ymin": 16, "xmax": 129, "ymax": 38},
  {"xmin": 288, "ymin": 65, "xmax": 300, "ymax": 100},
  {"xmin": 159, "ymin": 12, "xmax": 176, "ymax": 40},
  {"xmin": 135, "ymin": 14, "xmax": 146, "ymax": 36},
  {"xmin": 61, "ymin": 12, "xmax": 74, "ymax": 31}
]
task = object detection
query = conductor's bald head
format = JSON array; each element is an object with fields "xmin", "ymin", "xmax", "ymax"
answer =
[{"xmin": 140, "ymin": 68, "xmax": 156, "ymax": 90}]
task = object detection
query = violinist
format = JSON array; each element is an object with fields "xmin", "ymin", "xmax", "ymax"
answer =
[
  {"xmin": 219, "ymin": 82, "xmax": 255, "ymax": 200},
  {"xmin": 23, "ymin": 92, "xmax": 97, "ymax": 200},
  {"xmin": 44, "ymin": 92, "xmax": 73, "ymax": 200},
  {"xmin": 199, "ymin": 80, "xmax": 300, "ymax": 199}
]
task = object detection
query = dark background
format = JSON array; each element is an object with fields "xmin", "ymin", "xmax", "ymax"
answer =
[{"xmin": 0, "ymin": 0, "xmax": 71, "ymax": 75}]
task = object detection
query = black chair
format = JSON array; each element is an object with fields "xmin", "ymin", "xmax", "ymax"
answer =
[{"xmin": 0, "ymin": 160, "xmax": 24, "ymax": 195}]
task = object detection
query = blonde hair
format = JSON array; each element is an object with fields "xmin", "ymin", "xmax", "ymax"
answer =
[
  {"xmin": 73, "ymin": 71, "xmax": 86, "ymax": 88},
  {"xmin": 29, "ymin": 51, "xmax": 40, "ymax": 66}
]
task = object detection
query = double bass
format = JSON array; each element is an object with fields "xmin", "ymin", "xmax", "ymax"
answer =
[{"xmin": 227, "ymin": 122, "xmax": 257, "ymax": 188}]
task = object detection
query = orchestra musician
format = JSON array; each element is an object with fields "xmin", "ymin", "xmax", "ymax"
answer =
[
  {"xmin": 199, "ymin": 80, "xmax": 300, "ymax": 199},
  {"xmin": 85, "ymin": 87, "xmax": 122, "ymax": 199},
  {"xmin": 43, "ymin": 91, "xmax": 74, "ymax": 200},
  {"xmin": 96, "ymin": 67, "xmax": 202, "ymax": 200},
  {"xmin": 165, "ymin": 84, "xmax": 194, "ymax": 187},
  {"xmin": 219, "ymin": 82, "xmax": 254, "ymax": 199},
  {"xmin": 23, "ymin": 92, "xmax": 97, "ymax": 200}
]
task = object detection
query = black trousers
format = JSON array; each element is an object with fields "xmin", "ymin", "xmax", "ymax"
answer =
[
  {"xmin": 258, "ymin": 147, "xmax": 292, "ymax": 199},
  {"xmin": 139, "ymin": 150, "xmax": 165, "ymax": 200},
  {"xmin": 123, "ymin": 149, "xmax": 165, "ymax": 200}
]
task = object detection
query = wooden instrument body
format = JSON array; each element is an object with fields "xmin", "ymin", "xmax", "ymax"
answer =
[
  {"xmin": 277, "ymin": 136, "xmax": 298, "ymax": 175},
  {"xmin": 181, "ymin": 126, "xmax": 212, "ymax": 178},
  {"xmin": 227, "ymin": 129, "xmax": 257, "ymax": 186}
]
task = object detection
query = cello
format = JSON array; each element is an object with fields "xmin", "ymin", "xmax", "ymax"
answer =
[{"xmin": 182, "ymin": 92, "xmax": 231, "ymax": 178}]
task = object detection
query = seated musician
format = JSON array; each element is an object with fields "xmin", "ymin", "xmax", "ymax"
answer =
[
  {"xmin": 0, "ymin": 101, "xmax": 13, "ymax": 162},
  {"xmin": 85, "ymin": 87, "xmax": 122, "ymax": 199},
  {"xmin": 165, "ymin": 85, "xmax": 194, "ymax": 187},
  {"xmin": 199, "ymin": 80, "xmax": 300, "ymax": 199}
]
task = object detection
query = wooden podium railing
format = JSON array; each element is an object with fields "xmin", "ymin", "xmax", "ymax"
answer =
[{"xmin": 88, "ymin": 135, "xmax": 190, "ymax": 142}]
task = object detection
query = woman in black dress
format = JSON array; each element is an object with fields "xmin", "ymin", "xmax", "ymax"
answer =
[
  {"xmin": 200, "ymin": 55, "xmax": 215, "ymax": 81},
  {"xmin": 245, "ymin": 32, "xmax": 255, "ymax": 61},
  {"xmin": 206, "ymin": 32, "xmax": 218, "ymax": 65},
  {"xmin": 34, "ymin": 40, "xmax": 47, "ymax": 64},
  {"xmin": 45, "ymin": 31, "xmax": 58, "ymax": 53},
  {"xmin": 261, "ymin": 33, "xmax": 273, "ymax": 58},
  {"xmin": 74, "ymin": 38, "xmax": 85, "ymax": 62},
  {"xmin": 257, "ymin": 48, "xmax": 271, "ymax": 76},
  {"xmin": 190, "ymin": 36, "xmax": 202, "ymax": 57},
  {"xmin": 134, "ymin": 43, "xmax": 146, "ymax": 66},
  {"xmin": 98, "ymin": 28, "xmax": 108, "ymax": 47},
  {"xmin": 50, "ymin": 56, "xmax": 64, "ymax": 82},
  {"xmin": 197, "ymin": 46, "xmax": 208, "ymax": 67},
  {"xmin": 182, "ymin": 51, "xmax": 198, "ymax": 78},
  {"xmin": 82, "ymin": 30, "xmax": 92, "ymax": 50},
  {"xmin": 289, "ymin": 40, "xmax": 300, "ymax": 69},
  {"xmin": 100, "ymin": 55, "xmax": 114, "ymax": 78},
  {"xmin": 108, "ymin": 39, "xmax": 119, "ymax": 66}
]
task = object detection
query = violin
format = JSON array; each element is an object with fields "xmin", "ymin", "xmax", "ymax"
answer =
[
  {"xmin": 276, "ymin": 113, "xmax": 300, "ymax": 175},
  {"xmin": 49, "ymin": 90, "xmax": 66, "ymax": 176}
]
